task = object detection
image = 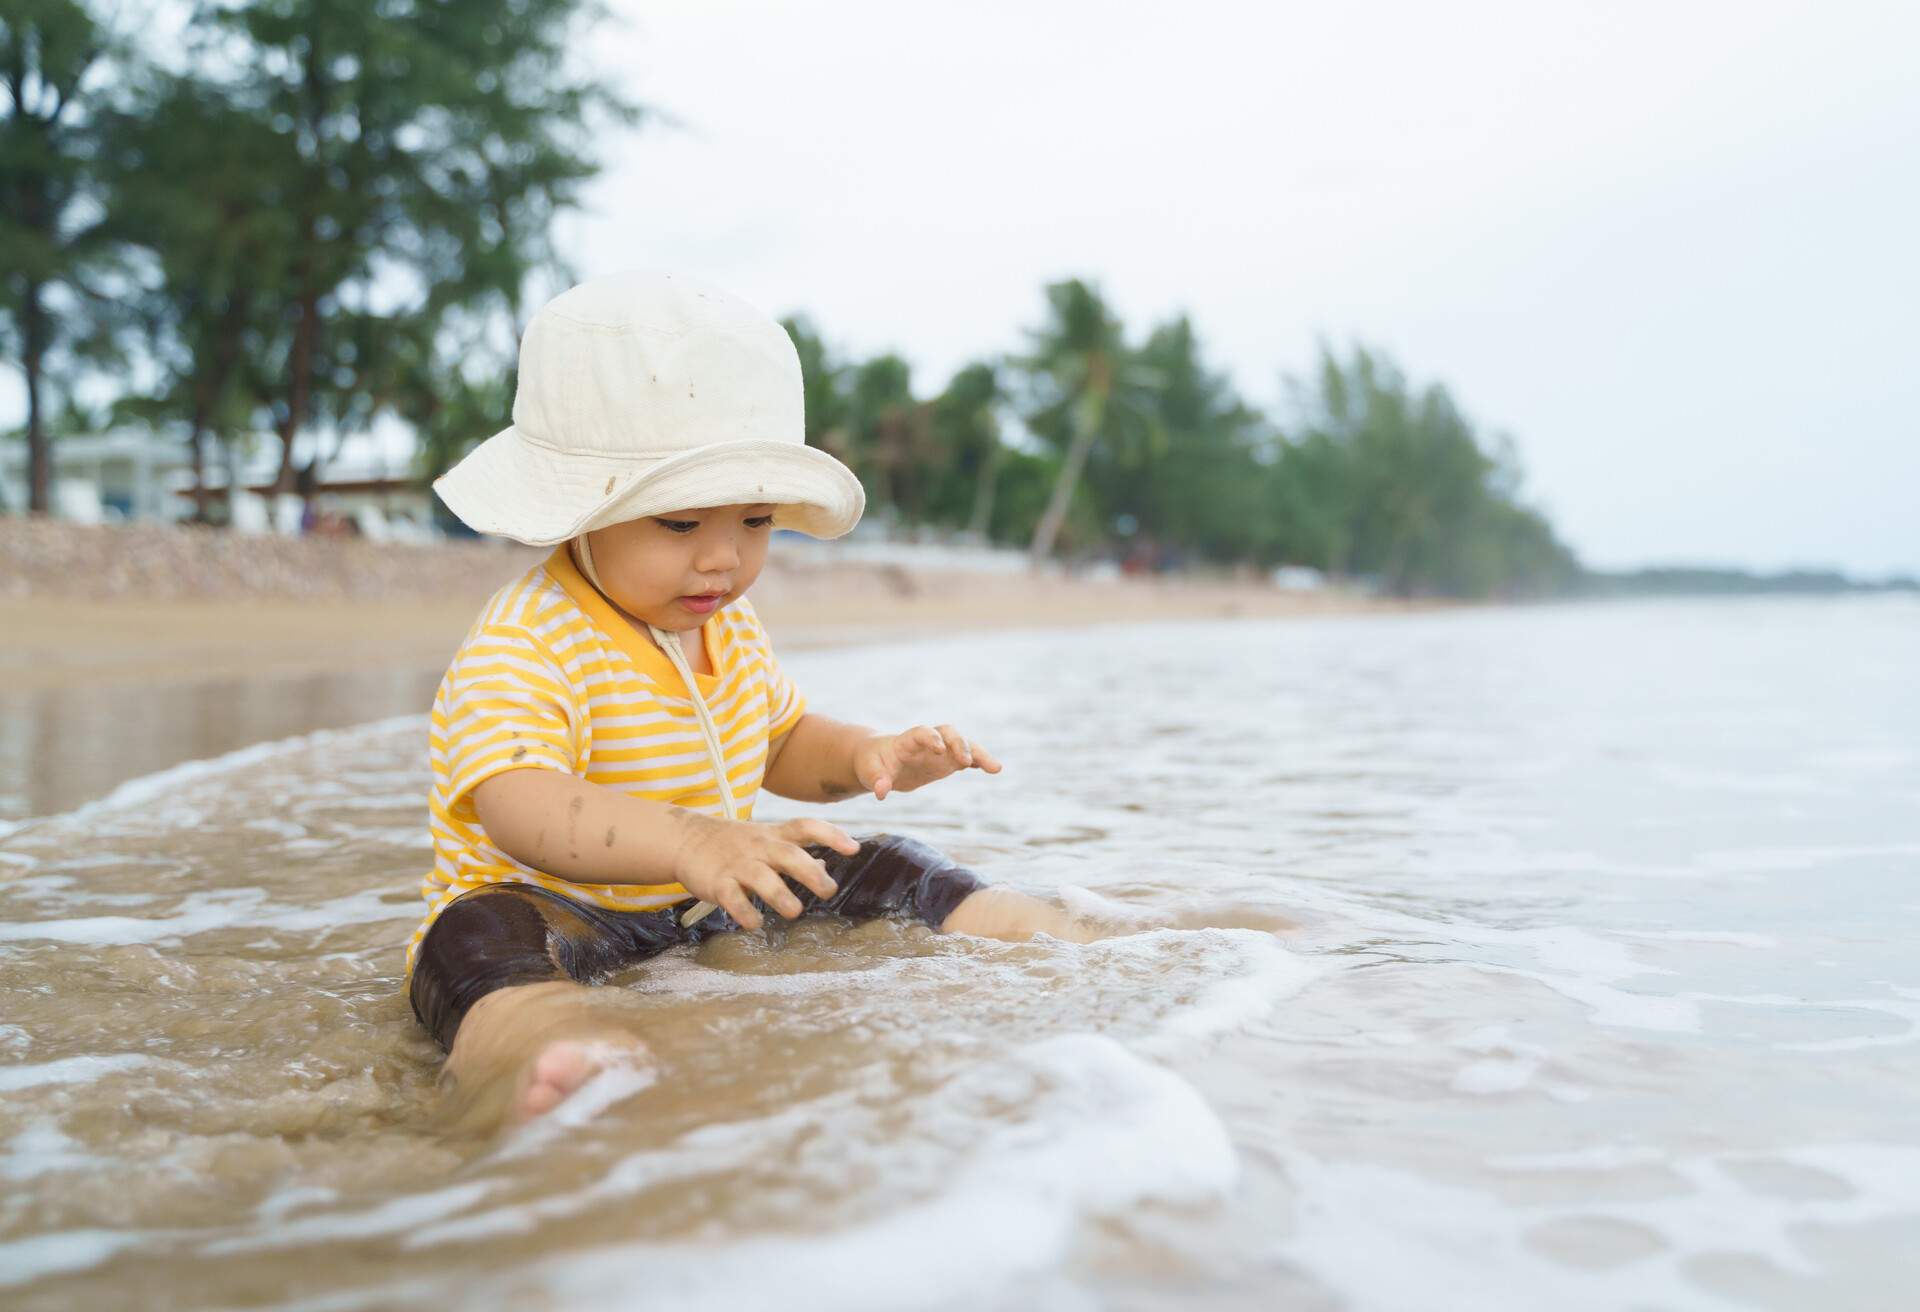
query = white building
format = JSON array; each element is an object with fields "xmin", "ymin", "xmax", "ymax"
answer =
[
  {"xmin": 0, "ymin": 431, "xmax": 195, "ymax": 522},
  {"xmin": 0, "ymin": 430, "xmax": 436, "ymax": 540}
]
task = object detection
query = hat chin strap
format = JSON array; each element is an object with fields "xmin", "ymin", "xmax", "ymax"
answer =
[{"xmin": 571, "ymin": 536, "xmax": 729, "ymax": 928}]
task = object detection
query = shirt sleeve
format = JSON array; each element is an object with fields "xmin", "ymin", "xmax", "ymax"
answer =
[
  {"xmin": 767, "ymin": 654, "xmax": 807, "ymax": 741},
  {"xmin": 744, "ymin": 600, "xmax": 807, "ymax": 741},
  {"xmin": 437, "ymin": 622, "xmax": 580, "ymax": 811}
]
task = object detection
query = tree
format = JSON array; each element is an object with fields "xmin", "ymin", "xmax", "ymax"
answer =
[
  {"xmin": 846, "ymin": 352, "xmax": 934, "ymax": 521},
  {"xmin": 183, "ymin": 0, "xmax": 641, "ymax": 502},
  {"xmin": 1272, "ymin": 343, "xmax": 1577, "ymax": 597},
  {"xmin": 393, "ymin": 308, "xmax": 515, "ymax": 501},
  {"xmin": 927, "ymin": 359, "xmax": 1005, "ymax": 538},
  {"xmin": 783, "ymin": 313, "xmax": 858, "ymax": 471},
  {"xmin": 0, "ymin": 0, "xmax": 128, "ymax": 512},
  {"xmin": 1015, "ymin": 278, "xmax": 1161, "ymax": 564},
  {"xmin": 984, "ymin": 445, "xmax": 1070, "ymax": 549},
  {"xmin": 100, "ymin": 68, "xmax": 293, "ymax": 519},
  {"xmin": 1101, "ymin": 314, "xmax": 1271, "ymax": 564}
]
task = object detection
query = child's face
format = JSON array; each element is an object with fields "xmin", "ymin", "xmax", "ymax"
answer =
[{"xmin": 584, "ymin": 502, "xmax": 777, "ymax": 630}]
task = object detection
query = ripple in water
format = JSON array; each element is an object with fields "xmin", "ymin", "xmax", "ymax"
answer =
[{"xmin": 1, "ymin": 597, "xmax": 1916, "ymax": 1309}]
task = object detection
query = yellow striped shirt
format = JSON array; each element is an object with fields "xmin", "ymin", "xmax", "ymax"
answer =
[{"xmin": 405, "ymin": 546, "xmax": 806, "ymax": 976}]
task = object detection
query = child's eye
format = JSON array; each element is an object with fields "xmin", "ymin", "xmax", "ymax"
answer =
[
  {"xmin": 745, "ymin": 514, "xmax": 776, "ymax": 529},
  {"xmin": 654, "ymin": 518, "xmax": 698, "ymax": 534}
]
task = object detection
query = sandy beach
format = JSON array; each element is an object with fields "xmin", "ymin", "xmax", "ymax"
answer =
[
  {"xmin": 0, "ymin": 565, "xmax": 1387, "ymax": 691},
  {"xmin": 0, "ymin": 519, "xmax": 1398, "ymax": 818},
  {"xmin": 1, "ymin": 519, "xmax": 1393, "ymax": 688}
]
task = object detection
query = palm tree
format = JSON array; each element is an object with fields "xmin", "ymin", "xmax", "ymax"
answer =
[
  {"xmin": 1124, "ymin": 314, "xmax": 1272, "ymax": 563},
  {"xmin": 928, "ymin": 360, "xmax": 1004, "ymax": 538},
  {"xmin": 783, "ymin": 314, "xmax": 856, "ymax": 470},
  {"xmin": 847, "ymin": 353, "xmax": 930, "ymax": 520},
  {"xmin": 1015, "ymin": 279, "xmax": 1159, "ymax": 565}
]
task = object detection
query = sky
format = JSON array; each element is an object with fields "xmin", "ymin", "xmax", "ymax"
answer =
[{"xmin": 550, "ymin": 0, "xmax": 1920, "ymax": 576}]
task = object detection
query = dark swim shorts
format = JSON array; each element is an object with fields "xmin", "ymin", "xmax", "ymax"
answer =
[{"xmin": 408, "ymin": 832, "xmax": 985, "ymax": 1050}]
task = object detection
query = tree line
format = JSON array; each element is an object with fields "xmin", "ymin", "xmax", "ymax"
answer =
[
  {"xmin": 2, "ymin": 0, "xmax": 633, "ymax": 517},
  {"xmin": 783, "ymin": 281, "xmax": 1579, "ymax": 598},
  {"xmin": 4, "ymin": 0, "xmax": 1579, "ymax": 598}
]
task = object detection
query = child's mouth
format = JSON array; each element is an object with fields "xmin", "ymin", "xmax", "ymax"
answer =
[{"xmin": 679, "ymin": 592, "xmax": 725, "ymax": 613}]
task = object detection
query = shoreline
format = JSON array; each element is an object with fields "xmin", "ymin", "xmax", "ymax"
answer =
[
  {"xmin": 2, "ymin": 523, "xmax": 1410, "ymax": 693},
  {"xmin": 0, "ymin": 582, "xmax": 1400, "ymax": 692},
  {"xmin": 0, "ymin": 580, "xmax": 1400, "ymax": 822},
  {"xmin": 0, "ymin": 520, "xmax": 1412, "ymax": 819}
]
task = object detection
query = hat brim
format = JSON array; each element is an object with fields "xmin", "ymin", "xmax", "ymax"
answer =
[{"xmin": 433, "ymin": 428, "xmax": 866, "ymax": 546}]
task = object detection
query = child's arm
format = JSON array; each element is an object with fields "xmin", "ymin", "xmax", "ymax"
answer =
[
  {"xmin": 763, "ymin": 712, "xmax": 1002, "ymax": 803},
  {"xmin": 471, "ymin": 769, "xmax": 856, "ymax": 930},
  {"xmin": 762, "ymin": 713, "xmax": 880, "ymax": 802}
]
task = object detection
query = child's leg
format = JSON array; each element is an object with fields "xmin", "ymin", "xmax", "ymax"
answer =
[
  {"xmin": 445, "ymin": 981, "xmax": 644, "ymax": 1123},
  {"xmin": 799, "ymin": 833, "xmax": 1101, "ymax": 943},
  {"xmin": 939, "ymin": 885, "xmax": 1101, "ymax": 942},
  {"xmin": 410, "ymin": 886, "xmax": 658, "ymax": 1126}
]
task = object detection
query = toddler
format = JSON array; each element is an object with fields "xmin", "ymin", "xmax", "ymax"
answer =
[{"xmin": 410, "ymin": 271, "xmax": 1085, "ymax": 1123}]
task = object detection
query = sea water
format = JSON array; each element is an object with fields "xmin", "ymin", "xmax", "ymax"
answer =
[{"xmin": 0, "ymin": 597, "xmax": 1915, "ymax": 1309}]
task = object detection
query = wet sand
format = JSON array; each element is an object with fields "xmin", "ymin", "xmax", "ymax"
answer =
[{"xmin": 0, "ymin": 556, "xmax": 1392, "ymax": 821}]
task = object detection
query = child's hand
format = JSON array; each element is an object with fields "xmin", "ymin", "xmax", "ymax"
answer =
[
  {"xmin": 672, "ymin": 815, "xmax": 858, "ymax": 931},
  {"xmin": 855, "ymin": 724, "xmax": 1002, "ymax": 801}
]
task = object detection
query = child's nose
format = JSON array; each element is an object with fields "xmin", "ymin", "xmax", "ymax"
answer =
[{"xmin": 696, "ymin": 534, "xmax": 742, "ymax": 573}]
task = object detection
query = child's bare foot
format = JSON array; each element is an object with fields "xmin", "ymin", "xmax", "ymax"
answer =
[
  {"xmin": 514, "ymin": 1036, "xmax": 648, "ymax": 1122},
  {"xmin": 440, "ymin": 981, "xmax": 652, "ymax": 1132}
]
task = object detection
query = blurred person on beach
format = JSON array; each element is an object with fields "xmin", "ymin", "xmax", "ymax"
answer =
[{"xmin": 409, "ymin": 271, "xmax": 1094, "ymax": 1125}]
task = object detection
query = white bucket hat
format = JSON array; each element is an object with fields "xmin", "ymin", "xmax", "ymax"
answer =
[{"xmin": 433, "ymin": 270, "xmax": 865, "ymax": 544}]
